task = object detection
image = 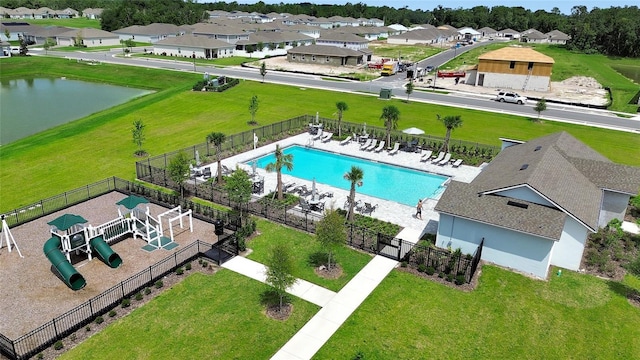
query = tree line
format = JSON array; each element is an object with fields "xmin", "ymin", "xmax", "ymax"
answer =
[{"xmin": 3, "ymin": 0, "xmax": 638, "ymax": 57}]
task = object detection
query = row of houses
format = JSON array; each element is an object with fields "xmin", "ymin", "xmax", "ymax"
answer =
[{"xmin": 0, "ymin": 6, "xmax": 103, "ymax": 20}]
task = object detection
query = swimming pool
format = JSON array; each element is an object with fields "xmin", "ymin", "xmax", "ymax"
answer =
[{"xmin": 252, "ymin": 145, "xmax": 448, "ymax": 206}]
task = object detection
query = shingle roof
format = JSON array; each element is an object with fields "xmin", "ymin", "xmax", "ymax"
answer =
[
  {"xmin": 436, "ymin": 132, "xmax": 640, "ymax": 234},
  {"xmin": 287, "ymin": 44, "xmax": 364, "ymax": 57},
  {"xmin": 478, "ymin": 47, "xmax": 554, "ymax": 63},
  {"xmin": 318, "ymin": 30, "xmax": 368, "ymax": 43},
  {"xmin": 388, "ymin": 28, "xmax": 443, "ymax": 41},
  {"xmin": 546, "ymin": 29, "xmax": 570, "ymax": 40},
  {"xmin": 434, "ymin": 181, "xmax": 567, "ymax": 240},
  {"xmin": 114, "ymin": 23, "xmax": 182, "ymax": 36},
  {"xmin": 154, "ymin": 34, "xmax": 234, "ymax": 48},
  {"xmin": 522, "ymin": 29, "xmax": 546, "ymax": 40},
  {"xmin": 58, "ymin": 28, "xmax": 117, "ymax": 39}
]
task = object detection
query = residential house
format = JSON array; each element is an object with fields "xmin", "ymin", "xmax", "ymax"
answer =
[
  {"xmin": 521, "ymin": 29, "xmax": 547, "ymax": 43},
  {"xmin": 287, "ymin": 44, "xmax": 367, "ymax": 66},
  {"xmin": 387, "ymin": 23, "xmax": 408, "ymax": 33},
  {"xmin": 1, "ymin": 40, "xmax": 11, "ymax": 57},
  {"xmin": 56, "ymin": 28, "xmax": 120, "ymax": 47},
  {"xmin": 457, "ymin": 27, "xmax": 480, "ymax": 40},
  {"xmin": 469, "ymin": 46, "xmax": 554, "ymax": 91},
  {"xmin": 54, "ymin": 8, "xmax": 78, "ymax": 18},
  {"xmin": 546, "ymin": 30, "xmax": 570, "ymax": 44},
  {"xmin": 387, "ymin": 28, "xmax": 449, "ymax": 45},
  {"xmin": 234, "ymin": 30, "xmax": 313, "ymax": 57},
  {"xmin": 287, "ymin": 24, "xmax": 321, "ymax": 39},
  {"xmin": 316, "ymin": 30, "xmax": 369, "ymax": 51},
  {"xmin": 498, "ymin": 28, "xmax": 521, "ymax": 39},
  {"xmin": 0, "ymin": 22, "xmax": 37, "ymax": 41},
  {"xmin": 191, "ymin": 23, "xmax": 249, "ymax": 44},
  {"xmin": 478, "ymin": 26, "xmax": 497, "ymax": 38},
  {"xmin": 113, "ymin": 23, "xmax": 186, "ymax": 43},
  {"xmin": 308, "ymin": 17, "xmax": 334, "ymax": 29},
  {"xmin": 82, "ymin": 8, "xmax": 103, "ymax": 20},
  {"xmin": 24, "ymin": 26, "xmax": 72, "ymax": 44},
  {"xmin": 435, "ymin": 132, "xmax": 640, "ymax": 279},
  {"xmin": 153, "ymin": 34, "xmax": 235, "ymax": 59}
]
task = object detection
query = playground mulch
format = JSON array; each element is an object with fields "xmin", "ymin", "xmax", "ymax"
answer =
[{"xmin": 0, "ymin": 191, "xmax": 220, "ymax": 340}]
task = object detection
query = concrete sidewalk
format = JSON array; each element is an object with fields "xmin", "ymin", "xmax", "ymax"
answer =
[
  {"xmin": 271, "ymin": 255, "xmax": 398, "ymax": 360},
  {"xmin": 222, "ymin": 256, "xmax": 337, "ymax": 307}
]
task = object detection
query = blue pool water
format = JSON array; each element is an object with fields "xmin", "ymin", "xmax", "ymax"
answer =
[{"xmin": 252, "ymin": 145, "xmax": 448, "ymax": 206}]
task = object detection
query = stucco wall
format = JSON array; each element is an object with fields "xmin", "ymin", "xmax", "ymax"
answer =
[
  {"xmin": 437, "ymin": 214, "xmax": 553, "ymax": 278},
  {"xmin": 599, "ymin": 190, "xmax": 631, "ymax": 227},
  {"xmin": 477, "ymin": 72, "xmax": 550, "ymax": 92},
  {"xmin": 153, "ymin": 45, "xmax": 234, "ymax": 58},
  {"xmin": 551, "ymin": 217, "xmax": 588, "ymax": 270}
]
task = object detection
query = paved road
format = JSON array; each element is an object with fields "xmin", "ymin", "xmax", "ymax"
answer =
[{"xmin": 43, "ymin": 48, "xmax": 640, "ymax": 133}]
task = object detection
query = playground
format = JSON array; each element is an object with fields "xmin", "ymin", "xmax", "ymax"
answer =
[{"xmin": 0, "ymin": 191, "xmax": 219, "ymax": 339}]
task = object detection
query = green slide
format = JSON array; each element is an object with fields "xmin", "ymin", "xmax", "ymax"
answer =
[
  {"xmin": 43, "ymin": 236, "xmax": 86, "ymax": 290},
  {"xmin": 89, "ymin": 236, "xmax": 123, "ymax": 268}
]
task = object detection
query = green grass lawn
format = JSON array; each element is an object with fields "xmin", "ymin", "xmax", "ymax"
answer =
[
  {"xmin": 1, "ymin": 56, "xmax": 639, "ymax": 211},
  {"xmin": 2, "ymin": 18, "xmax": 101, "ymax": 29},
  {"xmin": 247, "ymin": 219, "xmax": 373, "ymax": 292},
  {"xmin": 59, "ymin": 271, "xmax": 319, "ymax": 359},
  {"xmin": 137, "ymin": 53, "xmax": 255, "ymax": 66},
  {"xmin": 314, "ymin": 266, "xmax": 640, "ymax": 359}
]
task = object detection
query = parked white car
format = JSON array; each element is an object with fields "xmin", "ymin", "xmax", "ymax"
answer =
[{"xmin": 495, "ymin": 91, "xmax": 527, "ymax": 105}]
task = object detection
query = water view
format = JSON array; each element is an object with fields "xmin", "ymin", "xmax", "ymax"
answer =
[{"xmin": 0, "ymin": 78, "xmax": 152, "ymax": 145}]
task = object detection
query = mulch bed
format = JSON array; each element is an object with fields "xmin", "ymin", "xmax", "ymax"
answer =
[
  {"xmin": 397, "ymin": 262, "xmax": 483, "ymax": 292},
  {"xmin": 265, "ymin": 303, "xmax": 293, "ymax": 321},
  {"xmin": 314, "ymin": 264, "xmax": 343, "ymax": 279}
]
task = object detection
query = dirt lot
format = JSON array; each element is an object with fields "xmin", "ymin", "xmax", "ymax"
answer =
[{"xmin": 0, "ymin": 192, "xmax": 219, "ymax": 339}]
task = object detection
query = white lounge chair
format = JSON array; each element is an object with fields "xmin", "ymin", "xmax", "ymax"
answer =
[
  {"xmin": 321, "ymin": 132, "xmax": 333, "ymax": 142},
  {"xmin": 365, "ymin": 139, "xmax": 377, "ymax": 151},
  {"xmin": 431, "ymin": 152, "xmax": 445, "ymax": 164},
  {"xmin": 438, "ymin": 153, "xmax": 452, "ymax": 166},
  {"xmin": 388, "ymin": 142, "xmax": 400, "ymax": 155},
  {"xmin": 452, "ymin": 158, "xmax": 463, "ymax": 167},
  {"xmin": 340, "ymin": 136, "xmax": 352, "ymax": 145},
  {"xmin": 312, "ymin": 130, "xmax": 323, "ymax": 140},
  {"xmin": 360, "ymin": 138, "xmax": 372, "ymax": 150},
  {"xmin": 374, "ymin": 141, "xmax": 385, "ymax": 152},
  {"xmin": 420, "ymin": 150, "xmax": 433, "ymax": 162}
]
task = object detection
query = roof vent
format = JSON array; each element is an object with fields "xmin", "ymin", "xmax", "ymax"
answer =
[
  {"xmin": 520, "ymin": 164, "xmax": 529, "ymax": 170},
  {"xmin": 534, "ymin": 145, "xmax": 542, "ymax": 151},
  {"xmin": 507, "ymin": 200, "xmax": 529, "ymax": 209}
]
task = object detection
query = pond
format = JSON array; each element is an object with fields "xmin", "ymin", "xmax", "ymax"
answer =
[{"xmin": 0, "ymin": 78, "xmax": 152, "ymax": 145}]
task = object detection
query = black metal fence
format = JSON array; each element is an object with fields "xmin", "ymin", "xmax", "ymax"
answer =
[
  {"xmin": 1, "ymin": 240, "xmax": 217, "ymax": 360},
  {"xmin": 401, "ymin": 239, "xmax": 484, "ymax": 284}
]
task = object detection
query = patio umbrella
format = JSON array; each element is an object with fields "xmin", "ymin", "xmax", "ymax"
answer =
[
  {"xmin": 311, "ymin": 178, "xmax": 317, "ymax": 201},
  {"xmin": 195, "ymin": 150, "xmax": 201, "ymax": 167},
  {"xmin": 47, "ymin": 214, "xmax": 88, "ymax": 231},
  {"xmin": 363, "ymin": 122, "xmax": 367, "ymax": 135},
  {"xmin": 402, "ymin": 127, "xmax": 425, "ymax": 135},
  {"xmin": 116, "ymin": 195, "xmax": 149, "ymax": 210}
]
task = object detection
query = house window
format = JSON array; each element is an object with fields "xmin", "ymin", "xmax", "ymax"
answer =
[
  {"xmin": 312, "ymin": 55, "xmax": 316, "ymax": 61},
  {"xmin": 528, "ymin": 62, "xmax": 534, "ymax": 71},
  {"xmin": 509, "ymin": 61, "xmax": 515, "ymax": 69}
]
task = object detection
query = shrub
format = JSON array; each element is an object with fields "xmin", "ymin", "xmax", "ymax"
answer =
[
  {"xmin": 95, "ymin": 316, "xmax": 104, "ymax": 324},
  {"xmin": 455, "ymin": 275, "xmax": 466, "ymax": 285},
  {"xmin": 155, "ymin": 280, "xmax": 164, "ymax": 288},
  {"xmin": 37, "ymin": 353, "xmax": 44, "ymax": 359},
  {"xmin": 438, "ymin": 272, "xmax": 445, "ymax": 278},
  {"xmin": 426, "ymin": 266, "xmax": 435, "ymax": 275},
  {"xmin": 201, "ymin": 260, "xmax": 208, "ymax": 268},
  {"xmin": 121, "ymin": 298, "xmax": 131, "ymax": 308},
  {"xmin": 135, "ymin": 292, "xmax": 143, "ymax": 301},
  {"xmin": 85, "ymin": 325, "xmax": 91, "ymax": 332},
  {"xmin": 176, "ymin": 267, "xmax": 184, "ymax": 275},
  {"xmin": 108, "ymin": 310, "xmax": 117, "ymax": 317},
  {"xmin": 400, "ymin": 261, "xmax": 407, "ymax": 268},
  {"xmin": 446, "ymin": 274, "xmax": 454, "ymax": 282},
  {"xmin": 417, "ymin": 264, "xmax": 427, "ymax": 273},
  {"xmin": 54, "ymin": 340, "xmax": 63, "ymax": 350},
  {"xmin": 144, "ymin": 287, "xmax": 151, "ymax": 295},
  {"xmin": 185, "ymin": 262, "xmax": 192, "ymax": 271}
]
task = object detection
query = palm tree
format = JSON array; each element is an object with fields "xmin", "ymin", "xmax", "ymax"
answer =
[
  {"xmin": 343, "ymin": 166, "xmax": 364, "ymax": 222},
  {"xmin": 206, "ymin": 132, "xmax": 226, "ymax": 184},
  {"xmin": 380, "ymin": 105, "xmax": 400, "ymax": 149},
  {"xmin": 437, "ymin": 114, "xmax": 463, "ymax": 153},
  {"xmin": 265, "ymin": 144, "xmax": 293, "ymax": 200},
  {"xmin": 335, "ymin": 101, "xmax": 348, "ymax": 137}
]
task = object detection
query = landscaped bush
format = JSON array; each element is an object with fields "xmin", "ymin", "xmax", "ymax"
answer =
[
  {"xmin": 417, "ymin": 264, "xmax": 427, "ymax": 273},
  {"xmin": 108, "ymin": 310, "xmax": 117, "ymax": 317},
  {"xmin": 155, "ymin": 280, "xmax": 164, "ymax": 289},
  {"xmin": 85, "ymin": 325, "xmax": 91, "ymax": 332},
  {"xmin": 455, "ymin": 274, "xmax": 466, "ymax": 285},
  {"xmin": 54, "ymin": 340, "xmax": 63, "ymax": 350},
  {"xmin": 94, "ymin": 316, "xmax": 104, "ymax": 324},
  {"xmin": 135, "ymin": 292, "xmax": 143, "ymax": 301},
  {"xmin": 144, "ymin": 287, "xmax": 151, "ymax": 295},
  {"xmin": 176, "ymin": 267, "xmax": 184, "ymax": 275},
  {"xmin": 185, "ymin": 262, "xmax": 192, "ymax": 271},
  {"xmin": 121, "ymin": 298, "xmax": 131, "ymax": 308},
  {"xmin": 446, "ymin": 274, "xmax": 454, "ymax": 282},
  {"xmin": 426, "ymin": 266, "xmax": 435, "ymax": 275}
]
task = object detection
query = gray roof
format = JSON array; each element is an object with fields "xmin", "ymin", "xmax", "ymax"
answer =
[
  {"xmin": 388, "ymin": 28, "xmax": 443, "ymax": 41},
  {"xmin": 113, "ymin": 23, "xmax": 183, "ymax": 36},
  {"xmin": 154, "ymin": 34, "xmax": 234, "ymax": 48},
  {"xmin": 478, "ymin": 27, "xmax": 497, "ymax": 33},
  {"xmin": 546, "ymin": 29, "xmax": 570, "ymax": 40},
  {"xmin": 318, "ymin": 30, "xmax": 368, "ymax": 43},
  {"xmin": 25, "ymin": 25, "xmax": 72, "ymax": 37},
  {"xmin": 522, "ymin": 29, "xmax": 546, "ymax": 40},
  {"xmin": 58, "ymin": 28, "xmax": 117, "ymax": 39},
  {"xmin": 435, "ymin": 181, "xmax": 567, "ymax": 240},
  {"xmin": 191, "ymin": 23, "xmax": 247, "ymax": 36},
  {"xmin": 236, "ymin": 30, "xmax": 312, "ymax": 45},
  {"xmin": 287, "ymin": 44, "xmax": 364, "ymax": 57},
  {"xmin": 436, "ymin": 132, "xmax": 640, "ymax": 234}
]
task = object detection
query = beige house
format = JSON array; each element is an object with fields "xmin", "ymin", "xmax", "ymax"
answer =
[
  {"xmin": 56, "ymin": 28, "xmax": 119, "ymax": 47},
  {"xmin": 153, "ymin": 34, "xmax": 235, "ymax": 59}
]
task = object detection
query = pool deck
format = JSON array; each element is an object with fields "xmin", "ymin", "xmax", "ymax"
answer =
[{"xmin": 205, "ymin": 133, "xmax": 483, "ymax": 237}]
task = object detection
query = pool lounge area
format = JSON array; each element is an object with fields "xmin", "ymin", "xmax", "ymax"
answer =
[{"xmin": 200, "ymin": 133, "xmax": 483, "ymax": 234}]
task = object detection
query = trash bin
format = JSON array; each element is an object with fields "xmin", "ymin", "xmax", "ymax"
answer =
[
  {"xmin": 379, "ymin": 88, "xmax": 392, "ymax": 99},
  {"xmin": 213, "ymin": 219, "xmax": 224, "ymax": 235}
]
